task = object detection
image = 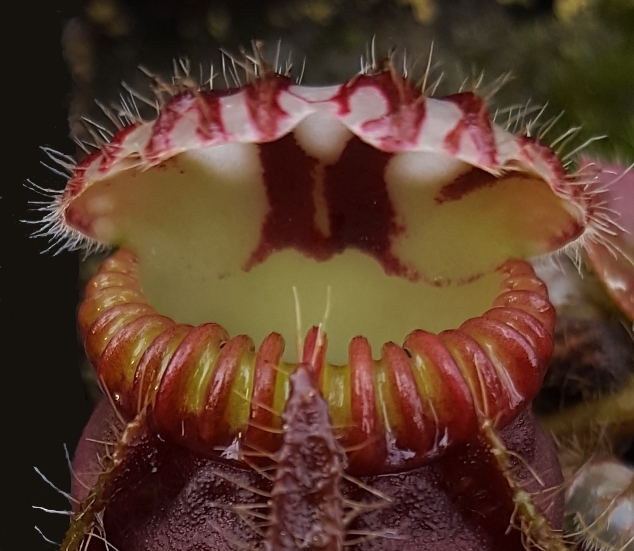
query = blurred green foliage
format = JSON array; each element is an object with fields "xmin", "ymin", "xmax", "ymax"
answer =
[{"xmin": 485, "ymin": 0, "xmax": 634, "ymax": 161}]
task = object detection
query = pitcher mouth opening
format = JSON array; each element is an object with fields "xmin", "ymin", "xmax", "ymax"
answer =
[
  {"xmin": 44, "ymin": 61, "xmax": 602, "ymax": 473},
  {"xmin": 79, "ymin": 246, "xmax": 555, "ymax": 474}
]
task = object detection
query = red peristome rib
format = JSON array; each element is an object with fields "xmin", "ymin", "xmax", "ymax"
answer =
[
  {"xmin": 460, "ymin": 317, "xmax": 543, "ymax": 422},
  {"xmin": 501, "ymin": 273, "xmax": 549, "ymax": 295},
  {"xmin": 84, "ymin": 303, "xmax": 156, "ymax": 362},
  {"xmin": 243, "ymin": 332, "xmax": 286, "ymax": 455},
  {"xmin": 132, "ymin": 323, "xmax": 194, "ymax": 417},
  {"xmin": 382, "ymin": 342, "xmax": 436, "ymax": 457},
  {"xmin": 78, "ymin": 287, "xmax": 149, "ymax": 335},
  {"xmin": 404, "ymin": 330, "xmax": 478, "ymax": 453},
  {"xmin": 493, "ymin": 289, "xmax": 556, "ymax": 334},
  {"xmin": 438, "ymin": 329, "xmax": 509, "ymax": 422},
  {"xmin": 99, "ymin": 314, "xmax": 175, "ymax": 410},
  {"xmin": 81, "ymin": 249, "xmax": 555, "ymax": 474},
  {"xmin": 151, "ymin": 323, "xmax": 228, "ymax": 446},
  {"xmin": 86, "ymin": 271, "xmax": 141, "ymax": 294},
  {"xmin": 347, "ymin": 337, "xmax": 384, "ymax": 472},
  {"xmin": 99, "ymin": 248, "xmax": 139, "ymax": 274},
  {"xmin": 198, "ymin": 335, "xmax": 254, "ymax": 445},
  {"xmin": 483, "ymin": 307, "xmax": 553, "ymax": 366}
]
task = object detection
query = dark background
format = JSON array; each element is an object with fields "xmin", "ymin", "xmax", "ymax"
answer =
[
  {"xmin": 8, "ymin": 1, "xmax": 632, "ymax": 549},
  {"xmin": 8, "ymin": 3, "xmax": 87, "ymax": 549},
  {"xmin": 7, "ymin": 3, "xmax": 84, "ymax": 549}
]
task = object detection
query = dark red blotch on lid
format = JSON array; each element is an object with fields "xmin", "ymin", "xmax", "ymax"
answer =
[
  {"xmin": 433, "ymin": 168, "xmax": 530, "ymax": 204},
  {"xmin": 247, "ymin": 134, "xmax": 413, "ymax": 279},
  {"xmin": 246, "ymin": 133, "xmax": 327, "ymax": 267},
  {"xmin": 324, "ymin": 138, "xmax": 409, "ymax": 276}
]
